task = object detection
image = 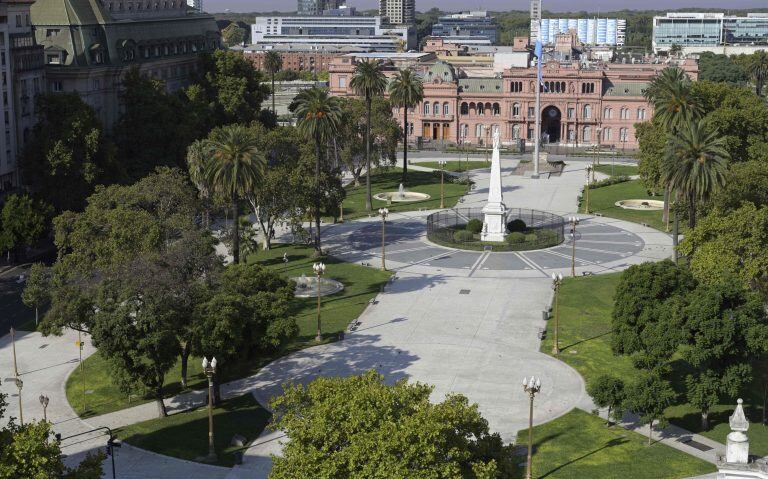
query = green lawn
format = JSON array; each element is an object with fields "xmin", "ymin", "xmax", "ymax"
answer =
[
  {"xmin": 517, "ymin": 409, "xmax": 715, "ymax": 479},
  {"xmin": 593, "ymin": 164, "xmax": 639, "ymax": 177},
  {"xmin": 582, "ymin": 180, "xmax": 667, "ymax": 231},
  {"xmin": 66, "ymin": 244, "xmax": 390, "ymax": 417},
  {"xmin": 342, "ymin": 168, "xmax": 466, "ymax": 220},
  {"xmin": 542, "ymin": 273, "xmax": 768, "ymax": 455},
  {"xmin": 116, "ymin": 394, "xmax": 270, "ymax": 467},
  {"xmin": 418, "ymin": 160, "xmax": 489, "ymax": 172}
]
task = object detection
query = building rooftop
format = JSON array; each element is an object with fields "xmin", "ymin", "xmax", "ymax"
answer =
[
  {"xmin": 602, "ymin": 81, "xmax": 648, "ymax": 97},
  {"xmin": 344, "ymin": 52, "xmax": 434, "ymax": 60},
  {"xmin": 241, "ymin": 44, "xmax": 368, "ymax": 53}
]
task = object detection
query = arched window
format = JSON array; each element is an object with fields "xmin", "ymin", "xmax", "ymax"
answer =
[
  {"xmin": 512, "ymin": 103, "xmax": 520, "ymax": 116},
  {"xmin": 604, "ymin": 127, "xmax": 612, "ymax": 141},
  {"xmin": 461, "ymin": 124, "xmax": 469, "ymax": 139},
  {"xmin": 620, "ymin": 107, "xmax": 628, "ymax": 120},
  {"xmin": 583, "ymin": 126, "xmax": 591, "ymax": 142},
  {"xmin": 604, "ymin": 107, "xmax": 612, "ymax": 119},
  {"xmin": 443, "ymin": 103, "xmax": 450, "ymax": 115},
  {"xmin": 637, "ymin": 108, "xmax": 646, "ymax": 120},
  {"xmin": 583, "ymin": 104, "xmax": 591, "ymax": 119},
  {"xmin": 620, "ymin": 128, "xmax": 629, "ymax": 141},
  {"xmin": 512, "ymin": 124, "xmax": 520, "ymax": 139},
  {"xmin": 485, "ymin": 102, "xmax": 492, "ymax": 114},
  {"xmin": 475, "ymin": 124, "xmax": 484, "ymax": 138},
  {"xmin": 492, "ymin": 124, "xmax": 500, "ymax": 138},
  {"xmin": 492, "ymin": 103, "xmax": 500, "ymax": 115},
  {"xmin": 433, "ymin": 102, "xmax": 440, "ymax": 116},
  {"xmin": 477, "ymin": 103, "xmax": 485, "ymax": 115},
  {"xmin": 460, "ymin": 102, "xmax": 469, "ymax": 115},
  {"xmin": 423, "ymin": 103, "xmax": 430, "ymax": 115}
]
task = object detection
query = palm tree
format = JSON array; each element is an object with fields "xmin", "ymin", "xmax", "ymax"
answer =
[
  {"xmin": 186, "ymin": 139, "xmax": 213, "ymax": 229},
  {"xmin": 388, "ymin": 68, "xmax": 424, "ymax": 185},
  {"xmin": 663, "ymin": 119, "xmax": 728, "ymax": 246},
  {"xmin": 294, "ymin": 87, "xmax": 342, "ymax": 254},
  {"xmin": 264, "ymin": 51, "xmax": 283, "ymax": 114},
  {"xmin": 644, "ymin": 67, "xmax": 703, "ymax": 230},
  {"xmin": 746, "ymin": 50, "xmax": 768, "ymax": 97},
  {"xmin": 205, "ymin": 124, "xmax": 266, "ymax": 264},
  {"xmin": 350, "ymin": 60, "xmax": 387, "ymax": 211},
  {"xmin": 669, "ymin": 44, "xmax": 682, "ymax": 58}
]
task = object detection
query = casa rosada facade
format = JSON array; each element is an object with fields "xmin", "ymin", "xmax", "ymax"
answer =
[{"xmin": 329, "ymin": 56, "xmax": 698, "ymax": 149}]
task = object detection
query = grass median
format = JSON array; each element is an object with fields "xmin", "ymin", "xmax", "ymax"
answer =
[{"xmin": 582, "ymin": 179, "xmax": 666, "ymax": 231}]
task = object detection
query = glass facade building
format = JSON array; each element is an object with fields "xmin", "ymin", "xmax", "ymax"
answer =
[
  {"xmin": 653, "ymin": 13, "xmax": 768, "ymax": 51},
  {"xmin": 539, "ymin": 18, "xmax": 625, "ymax": 46},
  {"xmin": 431, "ymin": 11, "xmax": 498, "ymax": 44}
]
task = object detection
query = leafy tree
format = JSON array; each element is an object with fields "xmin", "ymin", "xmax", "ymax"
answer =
[
  {"xmin": 264, "ymin": 50, "xmax": 283, "ymax": 114},
  {"xmin": 388, "ymin": 68, "xmax": 424, "ymax": 185},
  {"xmin": 21, "ymin": 93, "xmax": 116, "ymax": 211},
  {"xmin": 186, "ymin": 139, "xmax": 215, "ymax": 229},
  {"xmin": 710, "ymin": 160, "xmax": 768, "ymax": 213},
  {"xmin": 635, "ymin": 121, "xmax": 666, "ymax": 198},
  {"xmin": 270, "ymin": 371, "xmax": 516, "ymax": 478},
  {"xmin": 680, "ymin": 280, "xmax": 767, "ymax": 429},
  {"xmin": 203, "ymin": 125, "xmax": 266, "ymax": 264},
  {"xmin": 611, "ymin": 260, "xmax": 696, "ymax": 369},
  {"xmin": 197, "ymin": 50, "xmax": 270, "ymax": 125},
  {"xmin": 21, "ymin": 262, "xmax": 51, "ymax": 326},
  {"xmin": 293, "ymin": 87, "xmax": 342, "ymax": 254},
  {"xmin": 697, "ymin": 52, "xmax": 748, "ymax": 84},
  {"xmin": 662, "ymin": 119, "xmax": 729, "ymax": 228},
  {"xmin": 221, "ymin": 22, "xmax": 245, "ymax": 47},
  {"xmin": 350, "ymin": 60, "xmax": 387, "ymax": 211},
  {"xmin": 0, "ymin": 194, "xmax": 52, "ymax": 261},
  {"xmin": 743, "ymin": 50, "xmax": 768, "ymax": 97},
  {"xmin": 678, "ymin": 203, "xmax": 768, "ymax": 298},
  {"xmin": 113, "ymin": 69, "xmax": 200, "ymax": 182},
  {"xmin": 624, "ymin": 372, "xmax": 676, "ymax": 446},
  {"xmin": 587, "ymin": 375, "xmax": 626, "ymax": 426},
  {"xmin": 0, "ymin": 394, "xmax": 105, "ymax": 478}
]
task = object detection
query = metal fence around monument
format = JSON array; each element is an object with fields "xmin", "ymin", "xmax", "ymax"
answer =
[{"xmin": 426, "ymin": 208, "xmax": 565, "ymax": 252}]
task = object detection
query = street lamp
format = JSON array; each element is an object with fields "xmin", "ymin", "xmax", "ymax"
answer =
[
  {"xmin": 39, "ymin": 394, "xmax": 49, "ymax": 421},
  {"xmin": 202, "ymin": 356, "xmax": 217, "ymax": 462},
  {"xmin": 10, "ymin": 326, "xmax": 18, "ymax": 377},
  {"xmin": 595, "ymin": 127, "xmax": 602, "ymax": 167},
  {"xmin": 378, "ymin": 208, "xmax": 389, "ymax": 271},
  {"xmin": 584, "ymin": 166, "xmax": 592, "ymax": 214},
  {"xmin": 313, "ymin": 262, "xmax": 326, "ymax": 342},
  {"xmin": 15, "ymin": 377, "xmax": 23, "ymax": 425},
  {"xmin": 438, "ymin": 160, "xmax": 446, "ymax": 208},
  {"xmin": 551, "ymin": 273, "xmax": 563, "ymax": 355},
  {"xmin": 569, "ymin": 216, "xmax": 580, "ymax": 277},
  {"xmin": 522, "ymin": 376, "xmax": 542, "ymax": 479}
]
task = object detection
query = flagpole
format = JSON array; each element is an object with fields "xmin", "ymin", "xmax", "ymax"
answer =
[{"xmin": 533, "ymin": 21, "xmax": 542, "ymax": 179}]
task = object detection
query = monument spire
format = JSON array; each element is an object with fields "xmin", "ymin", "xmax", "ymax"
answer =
[{"xmin": 481, "ymin": 129, "xmax": 507, "ymax": 242}]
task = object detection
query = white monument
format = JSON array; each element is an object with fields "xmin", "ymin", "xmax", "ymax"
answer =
[
  {"xmin": 481, "ymin": 130, "xmax": 507, "ymax": 242},
  {"xmin": 717, "ymin": 399, "xmax": 768, "ymax": 479}
]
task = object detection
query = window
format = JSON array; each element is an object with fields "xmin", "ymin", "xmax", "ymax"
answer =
[
  {"xmin": 603, "ymin": 107, "xmax": 612, "ymax": 119},
  {"xmin": 583, "ymin": 104, "xmax": 591, "ymax": 119},
  {"xmin": 52, "ymin": 81, "xmax": 63, "ymax": 92},
  {"xmin": 46, "ymin": 29, "xmax": 61, "ymax": 37},
  {"xmin": 620, "ymin": 107, "xmax": 629, "ymax": 120},
  {"xmin": 492, "ymin": 103, "xmax": 500, "ymax": 116},
  {"xmin": 338, "ymin": 76, "xmax": 346, "ymax": 88},
  {"xmin": 492, "ymin": 124, "xmax": 500, "ymax": 138},
  {"xmin": 512, "ymin": 124, "xmax": 520, "ymax": 139},
  {"xmin": 527, "ymin": 106, "xmax": 535, "ymax": 118},
  {"xmin": 46, "ymin": 54, "xmax": 60, "ymax": 65},
  {"xmin": 510, "ymin": 81, "xmax": 522, "ymax": 92},
  {"xmin": 475, "ymin": 124, "xmax": 484, "ymax": 138},
  {"xmin": 583, "ymin": 126, "xmax": 591, "ymax": 142},
  {"xmin": 512, "ymin": 103, "xmax": 520, "ymax": 117},
  {"xmin": 477, "ymin": 103, "xmax": 485, "ymax": 115},
  {"xmin": 604, "ymin": 127, "xmax": 612, "ymax": 141},
  {"xmin": 443, "ymin": 103, "xmax": 450, "ymax": 116},
  {"xmin": 92, "ymin": 78, "xmax": 101, "ymax": 90},
  {"xmin": 460, "ymin": 102, "xmax": 468, "ymax": 115},
  {"xmin": 637, "ymin": 108, "xmax": 646, "ymax": 120},
  {"xmin": 433, "ymin": 102, "xmax": 439, "ymax": 116},
  {"xmin": 620, "ymin": 128, "xmax": 629, "ymax": 142},
  {"xmin": 15, "ymin": 15, "xmax": 21, "ymax": 27},
  {"xmin": 460, "ymin": 123, "xmax": 469, "ymax": 139},
  {"xmin": 567, "ymin": 108, "xmax": 574, "ymax": 119},
  {"xmin": 423, "ymin": 103, "xmax": 429, "ymax": 115}
]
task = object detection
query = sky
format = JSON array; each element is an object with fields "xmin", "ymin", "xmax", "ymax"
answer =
[{"xmin": 212, "ymin": 0, "xmax": 768, "ymax": 13}]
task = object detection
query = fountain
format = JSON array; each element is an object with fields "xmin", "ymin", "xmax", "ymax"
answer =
[
  {"xmin": 373, "ymin": 182, "xmax": 430, "ymax": 202},
  {"xmin": 291, "ymin": 275, "xmax": 345, "ymax": 298},
  {"xmin": 615, "ymin": 199, "xmax": 664, "ymax": 211}
]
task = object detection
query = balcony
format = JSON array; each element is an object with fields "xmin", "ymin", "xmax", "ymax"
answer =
[{"xmin": 420, "ymin": 113, "xmax": 455, "ymax": 121}]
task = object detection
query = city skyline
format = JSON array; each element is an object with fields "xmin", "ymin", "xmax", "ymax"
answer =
[{"xmin": 214, "ymin": 0, "xmax": 768, "ymax": 13}]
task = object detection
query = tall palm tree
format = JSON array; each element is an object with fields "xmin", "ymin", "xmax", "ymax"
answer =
[
  {"xmin": 264, "ymin": 51, "xmax": 283, "ymax": 114},
  {"xmin": 663, "ymin": 119, "xmax": 728, "ymax": 236},
  {"xmin": 186, "ymin": 139, "xmax": 214, "ymax": 230},
  {"xmin": 350, "ymin": 60, "xmax": 387, "ymax": 211},
  {"xmin": 388, "ymin": 68, "xmax": 424, "ymax": 185},
  {"xmin": 746, "ymin": 50, "xmax": 768, "ymax": 97},
  {"xmin": 205, "ymin": 125, "xmax": 266, "ymax": 264},
  {"xmin": 644, "ymin": 67, "xmax": 703, "ymax": 230},
  {"xmin": 294, "ymin": 87, "xmax": 342, "ymax": 255}
]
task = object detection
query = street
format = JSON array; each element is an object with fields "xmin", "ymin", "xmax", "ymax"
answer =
[{"xmin": 0, "ymin": 265, "xmax": 33, "ymax": 333}]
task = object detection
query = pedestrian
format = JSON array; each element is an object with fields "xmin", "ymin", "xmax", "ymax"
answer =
[{"xmin": 283, "ymin": 252, "xmax": 288, "ymax": 263}]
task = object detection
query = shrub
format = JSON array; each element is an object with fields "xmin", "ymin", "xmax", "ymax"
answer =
[
  {"xmin": 589, "ymin": 175, "xmax": 630, "ymax": 189},
  {"xmin": 525, "ymin": 233, "xmax": 538, "ymax": 243},
  {"xmin": 453, "ymin": 230, "xmax": 474, "ymax": 242},
  {"xmin": 507, "ymin": 219, "xmax": 527, "ymax": 232},
  {"xmin": 466, "ymin": 219, "xmax": 483, "ymax": 234},
  {"xmin": 505, "ymin": 232, "xmax": 526, "ymax": 244},
  {"xmin": 536, "ymin": 229, "xmax": 561, "ymax": 245}
]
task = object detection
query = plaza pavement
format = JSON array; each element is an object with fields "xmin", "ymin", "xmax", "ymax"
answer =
[{"xmin": 2, "ymin": 155, "xmax": 719, "ymax": 479}]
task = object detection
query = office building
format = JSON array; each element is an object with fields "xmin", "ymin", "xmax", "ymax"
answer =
[
  {"xmin": 539, "ymin": 18, "xmax": 626, "ymax": 46},
  {"xmin": 298, "ymin": 0, "xmax": 344, "ymax": 16},
  {"xmin": 32, "ymin": 0, "xmax": 220, "ymax": 129},
  {"xmin": 0, "ymin": 0, "xmax": 45, "ymax": 191},
  {"xmin": 431, "ymin": 11, "xmax": 498, "ymax": 44},
  {"xmin": 529, "ymin": 0, "xmax": 541, "ymax": 44},
  {"xmin": 242, "ymin": 44, "xmax": 367, "ymax": 74},
  {"xmin": 251, "ymin": 15, "xmax": 413, "ymax": 51},
  {"xmin": 379, "ymin": 0, "xmax": 414, "ymax": 26},
  {"xmin": 653, "ymin": 12, "xmax": 768, "ymax": 54}
]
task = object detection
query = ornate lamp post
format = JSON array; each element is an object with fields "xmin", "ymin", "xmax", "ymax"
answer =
[
  {"xmin": 438, "ymin": 159, "xmax": 446, "ymax": 209},
  {"xmin": 378, "ymin": 208, "xmax": 389, "ymax": 271},
  {"xmin": 313, "ymin": 262, "xmax": 326, "ymax": 342},
  {"xmin": 202, "ymin": 356, "xmax": 217, "ymax": 462},
  {"xmin": 10, "ymin": 326, "xmax": 18, "ymax": 377},
  {"xmin": 522, "ymin": 376, "xmax": 542, "ymax": 479},
  {"xmin": 39, "ymin": 394, "xmax": 49, "ymax": 421},
  {"xmin": 15, "ymin": 377, "xmax": 23, "ymax": 425},
  {"xmin": 569, "ymin": 216, "xmax": 580, "ymax": 277},
  {"xmin": 585, "ymin": 165, "xmax": 592, "ymax": 214},
  {"xmin": 551, "ymin": 273, "xmax": 563, "ymax": 355}
]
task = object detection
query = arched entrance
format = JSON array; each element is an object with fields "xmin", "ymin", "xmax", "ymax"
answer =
[{"xmin": 541, "ymin": 106, "xmax": 561, "ymax": 143}]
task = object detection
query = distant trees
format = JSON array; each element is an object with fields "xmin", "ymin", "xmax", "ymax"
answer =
[{"xmin": 0, "ymin": 194, "xmax": 51, "ymax": 261}]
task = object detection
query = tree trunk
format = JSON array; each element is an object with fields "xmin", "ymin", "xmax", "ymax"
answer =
[
  {"xmin": 606, "ymin": 405, "xmax": 612, "ymax": 427},
  {"xmin": 672, "ymin": 196, "xmax": 679, "ymax": 264},
  {"xmin": 35, "ymin": 307, "xmax": 38, "ymax": 326},
  {"xmin": 662, "ymin": 186, "xmax": 670, "ymax": 229},
  {"xmin": 701, "ymin": 410, "xmax": 709, "ymax": 430},
  {"xmin": 156, "ymin": 384, "xmax": 167, "ymax": 417},
  {"xmin": 648, "ymin": 419, "xmax": 653, "ymax": 446},
  {"xmin": 271, "ymin": 74, "xmax": 276, "ymax": 114},
  {"xmin": 180, "ymin": 342, "xmax": 189, "ymax": 388},
  {"xmin": 688, "ymin": 192, "xmax": 696, "ymax": 229},
  {"xmin": 231, "ymin": 198, "xmax": 240, "ymax": 264},
  {"xmin": 314, "ymin": 139, "xmax": 323, "ymax": 255},
  {"xmin": 401, "ymin": 108, "xmax": 409, "ymax": 185},
  {"xmin": 365, "ymin": 95, "xmax": 372, "ymax": 212}
]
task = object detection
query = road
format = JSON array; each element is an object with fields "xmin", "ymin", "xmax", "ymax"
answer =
[{"xmin": 0, "ymin": 264, "xmax": 33, "ymax": 333}]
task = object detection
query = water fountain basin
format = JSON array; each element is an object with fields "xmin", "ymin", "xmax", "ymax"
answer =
[
  {"xmin": 291, "ymin": 275, "xmax": 345, "ymax": 298},
  {"xmin": 615, "ymin": 199, "xmax": 664, "ymax": 210}
]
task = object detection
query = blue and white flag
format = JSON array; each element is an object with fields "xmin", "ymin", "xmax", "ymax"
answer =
[{"xmin": 534, "ymin": 39, "xmax": 545, "ymax": 90}]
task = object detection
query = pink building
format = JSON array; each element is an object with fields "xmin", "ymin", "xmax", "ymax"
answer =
[{"xmin": 329, "ymin": 54, "xmax": 698, "ymax": 149}]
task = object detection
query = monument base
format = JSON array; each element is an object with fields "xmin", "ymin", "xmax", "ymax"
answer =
[{"xmin": 482, "ymin": 204, "xmax": 507, "ymax": 242}]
